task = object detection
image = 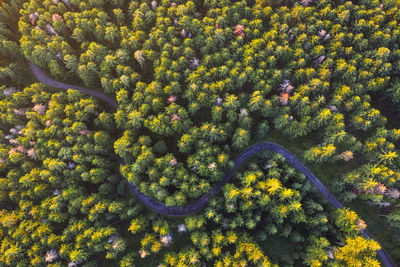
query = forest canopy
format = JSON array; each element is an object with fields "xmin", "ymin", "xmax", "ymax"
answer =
[{"xmin": 1, "ymin": 0, "xmax": 400, "ymax": 266}]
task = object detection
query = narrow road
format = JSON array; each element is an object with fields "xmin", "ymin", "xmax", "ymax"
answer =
[
  {"xmin": 28, "ymin": 62, "xmax": 118, "ymax": 110},
  {"xmin": 28, "ymin": 62, "xmax": 396, "ymax": 267},
  {"xmin": 126, "ymin": 142, "xmax": 344, "ymax": 216}
]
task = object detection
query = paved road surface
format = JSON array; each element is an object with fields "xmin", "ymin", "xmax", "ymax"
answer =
[
  {"xmin": 28, "ymin": 62, "xmax": 118, "ymax": 110},
  {"xmin": 28, "ymin": 62, "xmax": 396, "ymax": 267}
]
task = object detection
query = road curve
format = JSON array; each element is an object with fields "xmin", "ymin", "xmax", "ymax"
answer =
[
  {"xmin": 126, "ymin": 142, "xmax": 344, "ymax": 216},
  {"xmin": 28, "ymin": 62, "xmax": 396, "ymax": 267},
  {"xmin": 28, "ymin": 62, "xmax": 118, "ymax": 110}
]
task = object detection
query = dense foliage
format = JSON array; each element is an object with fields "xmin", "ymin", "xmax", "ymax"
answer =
[{"xmin": 1, "ymin": 0, "xmax": 400, "ymax": 265}]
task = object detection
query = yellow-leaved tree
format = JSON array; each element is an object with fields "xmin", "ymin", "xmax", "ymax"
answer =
[{"xmin": 335, "ymin": 236, "xmax": 381, "ymax": 267}]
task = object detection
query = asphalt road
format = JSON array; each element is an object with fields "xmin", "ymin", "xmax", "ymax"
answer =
[
  {"xmin": 28, "ymin": 62, "xmax": 118, "ymax": 110},
  {"xmin": 28, "ymin": 62, "xmax": 396, "ymax": 267}
]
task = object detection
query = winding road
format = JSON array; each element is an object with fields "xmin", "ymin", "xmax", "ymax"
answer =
[
  {"xmin": 28, "ymin": 62, "xmax": 118, "ymax": 110},
  {"xmin": 28, "ymin": 62, "xmax": 396, "ymax": 267}
]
